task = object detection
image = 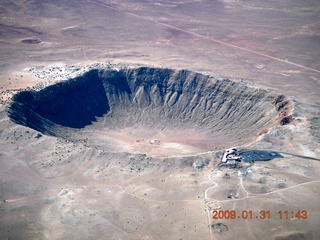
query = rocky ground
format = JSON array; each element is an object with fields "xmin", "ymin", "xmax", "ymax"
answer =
[{"xmin": 0, "ymin": 0, "xmax": 319, "ymax": 240}]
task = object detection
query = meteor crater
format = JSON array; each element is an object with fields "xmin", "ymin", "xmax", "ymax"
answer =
[{"xmin": 8, "ymin": 67, "xmax": 292, "ymax": 157}]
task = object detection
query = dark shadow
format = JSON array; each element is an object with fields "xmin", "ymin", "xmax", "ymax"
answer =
[
  {"xmin": 8, "ymin": 70, "xmax": 110, "ymax": 131},
  {"xmin": 100, "ymin": 69, "xmax": 132, "ymax": 95}
]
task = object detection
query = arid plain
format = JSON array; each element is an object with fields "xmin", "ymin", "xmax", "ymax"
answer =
[{"xmin": 0, "ymin": 0, "xmax": 320, "ymax": 240}]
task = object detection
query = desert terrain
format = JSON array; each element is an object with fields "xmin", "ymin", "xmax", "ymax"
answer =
[{"xmin": 0, "ymin": 0, "xmax": 319, "ymax": 240}]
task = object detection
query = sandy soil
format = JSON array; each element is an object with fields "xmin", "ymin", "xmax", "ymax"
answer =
[{"xmin": 0, "ymin": 0, "xmax": 319, "ymax": 240}]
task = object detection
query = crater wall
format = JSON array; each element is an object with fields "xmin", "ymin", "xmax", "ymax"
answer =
[{"xmin": 7, "ymin": 67, "xmax": 292, "ymax": 154}]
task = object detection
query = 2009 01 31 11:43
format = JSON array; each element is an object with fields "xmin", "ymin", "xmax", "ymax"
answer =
[{"xmin": 212, "ymin": 210, "xmax": 308, "ymax": 220}]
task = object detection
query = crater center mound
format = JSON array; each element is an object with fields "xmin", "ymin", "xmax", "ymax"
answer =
[{"xmin": 8, "ymin": 67, "xmax": 292, "ymax": 157}]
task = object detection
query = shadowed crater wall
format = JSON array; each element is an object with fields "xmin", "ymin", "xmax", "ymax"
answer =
[
  {"xmin": 7, "ymin": 67, "xmax": 292, "ymax": 155},
  {"xmin": 8, "ymin": 70, "xmax": 110, "ymax": 133}
]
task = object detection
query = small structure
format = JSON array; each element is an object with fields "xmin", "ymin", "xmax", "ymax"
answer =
[
  {"xmin": 149, "ymin": 139, "xmax": 160, "ymax": 145},
  {"xmin": 221, "ymin": 147, "xmax": 242, "ymax": 166},
  {"xmin": 220, "ymin": 148, "xmax": 283, "ymax": 168},
  {"xmin": 193, "ymin": 161, "xmax": 206, "ymax": 169}
]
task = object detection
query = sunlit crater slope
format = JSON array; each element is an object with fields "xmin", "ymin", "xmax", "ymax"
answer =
[{"xmin": 8, "ymin": 67, "xmax": 292, "ymax": 156}]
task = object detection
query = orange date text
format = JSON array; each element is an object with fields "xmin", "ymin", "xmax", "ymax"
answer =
[{"xmin": 212, "ymin": 210, "xmax": 308, "ymax": 220}]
